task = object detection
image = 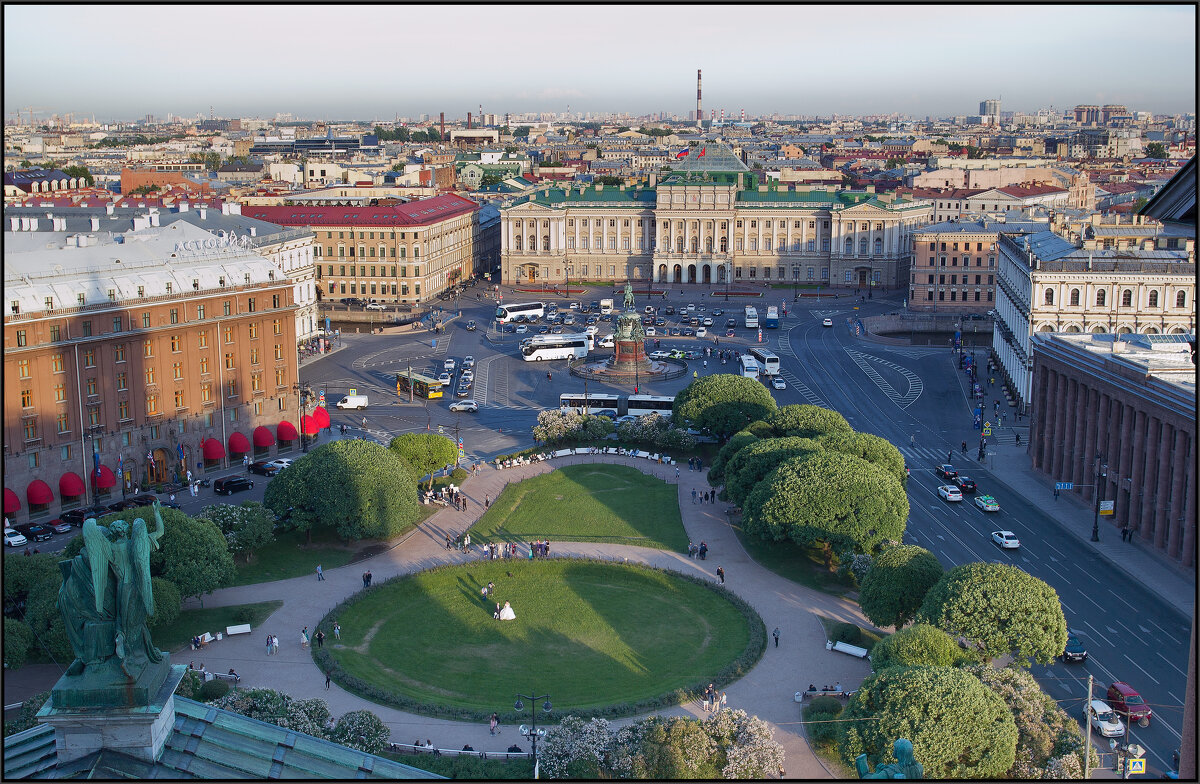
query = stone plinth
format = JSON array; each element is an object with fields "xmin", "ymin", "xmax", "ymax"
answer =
[
  {"xmin": 614, "ymin": 338, "xmax": 647, "ymax": 367},
  {"xmin": 37, "ymin": 664, "xmax": 185, "ymax": 765}
]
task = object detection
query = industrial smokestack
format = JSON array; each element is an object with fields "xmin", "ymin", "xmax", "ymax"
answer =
[
  {"xmin": 440, "ymin": 111, "xmax": 445, "ymax": 141},
  {"xmin": 696, "ymin": 69, "xmax": 702, "ymax": 128},
  {"xmin": 468, "ymin": 112, "xmax": 472, "ymax": 130}
]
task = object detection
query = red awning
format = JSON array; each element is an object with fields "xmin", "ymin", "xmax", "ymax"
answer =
[
  {"xmin": 252, "ymin": 425, "xmax": 276, "ymax": 447},
  {"xmin": 312, "ymin": 406, "xmax": 330, "ymax": 428},
  {"xmin": 300, "ymin": 414, "xmax": 319, "ymax": 435},
  {"xmin": 27, "ymin": 479, "xmax": 54, "ymax": 506},
  {"xmin": 228, "ymin": 431, "xmax": 251, "ymax": 454},
  {"xmin": 90, "ymin": 464, "xmax": 116, "ymax": 489},
  {"xmin": 59, "ymin": 472, "xmax": 86, "ymax": 497},
  {"xmin": 277, "ymin": 421, "xmax": 299, "ymax": 441},
  {"xmin": 202, "ymin": 438, "xmax": 226, "ymax": 460},
  {"xmin": 4, "ymin": 488, "xmax": 20, "ymax": 514}
]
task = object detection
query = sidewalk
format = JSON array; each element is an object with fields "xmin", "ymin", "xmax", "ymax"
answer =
[{"xmin": 161, "ymin": 453, "xmax": 877, "ymax": 778}]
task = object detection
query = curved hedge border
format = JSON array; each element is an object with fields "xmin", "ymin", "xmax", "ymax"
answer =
[{"xmin": 311, "ymin": 556, "xmax": 766, "ymax": 724}]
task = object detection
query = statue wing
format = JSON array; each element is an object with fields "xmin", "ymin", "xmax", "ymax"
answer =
[
  {"xmin": 149, "ymin": 500, "xmax": 165, "ymax": 549},
  {"xmin": 82, "ymin": 519, "xmax": 112, "ymax": 614},
  {"xmin": 132, "ymin": 520, "xmax": 155, "ymax": 616}
]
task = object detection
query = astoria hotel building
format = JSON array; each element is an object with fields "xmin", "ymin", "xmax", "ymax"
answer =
[{"xmin": 500, "ymin": 143, "xmax": 932, "ymax": 290}]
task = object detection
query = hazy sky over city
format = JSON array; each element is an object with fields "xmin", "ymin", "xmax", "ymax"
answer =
[{"xmin": 4, "ymin": 4, "xmax": 1195, "ymax": 122}]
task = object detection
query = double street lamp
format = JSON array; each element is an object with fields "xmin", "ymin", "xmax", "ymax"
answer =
[
  {"xmin": 514, "ymin": 691, "xmax": 552, "ymax": 761},
  {"xmin": 1091, "ymin": 455, "xmax": 1107, "ymax": 542}
]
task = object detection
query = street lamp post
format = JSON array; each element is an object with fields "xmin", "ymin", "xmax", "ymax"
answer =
[
  {"xmin": 514, "ymin": 691, "xmax": 552, "ymax": 762},
  {"xmin": 294, "ymin": 384, "xmax": 312, "ymax": 453},
  {"xmin": 1091, "ymin": 455, "xmax": 1107, "ymax": 542}
]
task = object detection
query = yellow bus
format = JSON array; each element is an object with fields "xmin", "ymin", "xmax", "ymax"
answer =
[{"xmin": 396, "ymin": 371, "xmax": 444, "ymax": 399}]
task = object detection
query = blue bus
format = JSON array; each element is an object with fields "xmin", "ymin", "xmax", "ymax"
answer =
[{"xmin": 763, "ymin": 306, "xmax": 779, "ymax": 328}]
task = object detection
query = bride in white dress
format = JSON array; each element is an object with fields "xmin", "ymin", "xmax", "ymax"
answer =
[{"xmin": 498, "ymin": 601, "xmax": 516, "ymax": 621}]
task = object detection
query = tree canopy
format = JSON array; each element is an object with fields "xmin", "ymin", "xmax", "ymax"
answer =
[
  {"xmin": 858, "ymin": 545, "xmax": 943, "ymax": 629},
  {"xmin": 387, "ymin": 432, "xmax": 457, "ymax": 485},
  {"xmin": 765, "ymin": 404, "xmax": 851, "ymax": 439},
  {"xmin": 1144, "ymin": 141, "xmax": 1167, "ymax": 159},
  {"xmin": 868, "ymin": 623, "xmax": 970, "ymax": 672},
  {"xmin": 742, "ymin": 451, "xmax": 908, "ymax": 551},
  {"xmin": 707, "ymin": 429, "xmax": 760, "ymax": 484},
  {"xmin": 838, "ymin": 665, "xmax": 1017, "ymax": 779},
  {"xmin": 722, "ymin": 436, "xmax": 821, "ymax": 507},
  {"xmin": 819, "ymin": 430, "xmax": 907, "ymax": 486},
  {"xmin": 197, "ymin": 501, "xmax": 276, "ymax": 560},
  {"xmin": 672, "ymin": 374, "xmax": 778, "ymax": 439},
  {"xmin": 916, "ymin": 562, "xmax": 1067, "ymax": 665},
  {"xmin": 264, "ymin": 439, "xmax": 422, "ymax": 543}
]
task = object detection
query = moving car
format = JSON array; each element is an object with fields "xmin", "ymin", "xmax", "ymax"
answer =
[
  {"xmin": 937, "ymin": 485, "xmax": 963, "ymax": 502},
  {"xmin": 16, "ymin": 523, "xmax": 54, "ymax": 542},
  {"xmin": 365, "ymin": 302, "xmax": 385, "ymax": 310},
  {"xmin": 336, "ymin": 395, "xmax": 369, "ymax": 410},
  {"xmin": 444, "ymin": 359, "xmax": 456, "ymax": 372},
  {"xmin": 954, "ymin": 475, "xmax": 977, "ymax": 493},
  {"xmin": 449, "ymin": 400, "xmax": 478, "ymax": 413},
  {"xmin": 515, "ymin": 324, "xmax": 528, "ymax": 334},
  {"xmin": 1084, "ymin": 700, "xmax": 1125, "ymax": 737},
  {"xmin": 248, "ymin": 460, "xmax": 280, "ymax": 476},
  {"xmin": 712, "ymin": 308, "xmax": 723, "ymax": 316},
  {"xmin": 991, "ymin": 530, "xmax": 1020, "ymax": 549},
  {"xmin": 664, "ymin": 306, "xmax": 675, "ymax": 315},
  {"xmin": 726, "ymin": 318, "xmax": 737, "ymax": 328},
  {"xmin": 462, "ymin": 356, "xmax": 475, "ymax": 368},
  {"xmin": 645, "ymin": 327, "xmax": 656, "ymax": 335},
  {"xmin": 974, "ymin": 495, "xmax": 1000, "ymax": 512},
  {"xmin": 5, "ymin": 528, "xmax": 28, "ymax": 547},
  {"xmin": 725, "ymin": 329, "xmax": 736, "ymax": 337},
  {"xmin": 465, "ymin": 320, "xmax": 477, "ymax": 331},
  {"xmin": 936, "ymin": 464, "xmax": 958, "ymax": 480},
  {"xmin": 1062, "ymin": 631, "xmax": 1088, "ymax": 662},
  {"xmin": 461, "ymin": 370, "xmax": 474, "ymax": 382},
  {"xmin": 456, "ymin": 384, "xmax": 472, "ymax": 397},
  {"xmin": 823, "ymin": 318, "xmax": 834, "ymax": 327},
  {"xmin": 438, "ymin": 372, "xmax": 452, "ymax": 385},
  {"xmin": 265, "ymin": 458, "xmax": 294, "ymax": 472},
  {"xmin": 1106, "ymin": 682, "xmax": 1152, "ymax": 725},
  {"xmin": 771, "ymin": 377, "xmax": 786, "ymax": 390},
  {"xmin": 655, "ymin": 317, "xmax": 666, "ymax": 326},
  {"xmin": 213, "ymin": 476, "xmax": 254, "ymax": 496}
]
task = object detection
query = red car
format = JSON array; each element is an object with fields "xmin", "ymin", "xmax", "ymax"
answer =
[{"xmin": 1106, "ymin": 682, "xmax": 1151, "ymax": 725}]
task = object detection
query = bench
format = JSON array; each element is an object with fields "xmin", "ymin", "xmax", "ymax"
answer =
[
  {"xmin": 827, "ymin": 639, "xmax": 869, "ymax": 658},
  {"xmin": 553, "ymin": 449, "xmax": 573, "ymax": 458},
  {"xmin": 798, "ymin": 688, "xmax": 850, "ymax": 701},
  {"xmin": 209, "ymin": 670, "xmax": 242, "ymax": 684},
  {"xmin": 225, "ymin": 624, "xmax": 252, "ymax": 636},
  {"xmin": 192, "ymin": 632, "xmax": 215, "ymax": 650}
]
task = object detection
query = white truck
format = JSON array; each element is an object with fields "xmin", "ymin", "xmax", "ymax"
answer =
[
  {"xmin": 335, "ymin": 395, "xmax": 369, "ymax": 410},
  {"xmin": 600, "ymin": 298, "xmax": 614, "ymax": 315}
]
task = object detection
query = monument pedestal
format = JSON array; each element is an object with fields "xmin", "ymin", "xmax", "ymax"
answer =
[{"xmin": 38, "ymin": 663, "xmax": 185, "ymax": 765}]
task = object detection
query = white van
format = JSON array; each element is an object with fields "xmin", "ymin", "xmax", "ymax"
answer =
[
  {"xmin": 597, "ymin": 334, "xmax": 615, "ymax": 348},
  {"xmin": 335, "ymin": 395, "xmax": 369, "ymax": 410},
  {"xmin": 600, "ymin": 299, "xmax": 614, "ymax": 315}
]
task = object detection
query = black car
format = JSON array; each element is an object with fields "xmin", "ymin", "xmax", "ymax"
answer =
[
  {"xmin": 249, "ymin": 460, "xmax": 280, "ymax": 476},
  {"xmin": 127, "ymin": 493, "xmax": 159, "ymax": 507},
  {"xmin": 16, "ymin": 523, "xmax": 54, "ymax": 542},
  {"xmin": 465, "ymin": 320, "xmax": 478, "ymax": 331},
  {"xmin": 59, "ymin": 508, "xmax": 104, "ymax": 527},
  {"xmin": 1062, "ymin": 631, "xmax": 1088, "ymax": 662},
  {"xmin": 213, "ymin": 476, "xmax": 254, "ymax": 495},
  {"xmin": 107, "ymin": 499, "xmax": 141, "ymax": 513},
  {"xmin": 726, "ymin": 318, "xmax": 737, "ymax": 328},
  {"xmin": 954, "ymin": 475, "xmax": 977, "ymax": 493},
  {"xmin": 936, "ymin": 464, "xmax": 958, "ymax": 480}
]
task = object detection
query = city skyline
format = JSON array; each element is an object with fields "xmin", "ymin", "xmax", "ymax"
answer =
[{"xmin": 3, "ymin": 4, "xmax": 1197, "ymax": 122}]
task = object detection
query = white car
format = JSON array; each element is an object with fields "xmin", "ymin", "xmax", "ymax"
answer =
[
  {"xmin": 569, "ymin": 301, "xmax": 580, "ymax": 309},
  {"xmin": 822, "ymin": 318, "xmax": 834, "ymax": 327},
  {"xmin": 644, "ymin": 306, "xmax": 655, "ymax": 314},
  {"xmin": 974, "ymin": 495, "xmax": 1000, "ymax": 512},
  {"xmin": 991, "ymin": 530, "xmax": 1020, "ymax": 549},
  {"xmin": 937, "ymin": 485, "xmax": 963, "ymax": 502},
  {"xmin": 515, "ymin": 324, "xmax": 528, "ymax": 333},
  {"xmin": 771, "ymin": 377, "xmax": 786, "ymax": 390},
  {"xmin": 696, "ymin": 327, "xmax": 708, "ymax": 337},
  {"xmin": 1085, "ymin": 700, "xmax": 1125, "ymax": 737},
  {"xmin": 449, "ymin": 400, "xmax": 478, "ymax": 413},
  {"xmin": 438, "ymin": 372, "xmax": 452, "ymax": 385},
  {"xmin": 644, "ymin": 326, "xmax": 656, "ymax": 336},
  {"xmin": 265, "ymin": 458, "xmax": 294, "ymax": 471},
  {"xmin": 460, "ymin": 370, "xmax": 474, "ymax": 382},
  {"xmin": 462, "ymin": 356, "xmax": 475, "ymax": 368},
  {"xmin": 616, "ymin": 414, "xmax": 638, "ymax": 424},
  {"xmin": 686, "ymin": 304, "xmax": 696, "ymax": 311},
  {"xmin": 366, "ymin": 302, "xmax": 385, "ymax": 311},
  {"xmin": 4, "ymin": 528, "xmax": 28, "ymax": 547},
  {"xmin": 702, "ymin": 317, "xmax": 714, "ymax": 326},
  {"xmin": 444, "ymin": 359, "xmax": 456, "ymax": 372},
  {"xmin": 648, "ymin": 350, "xmax": 671, "ymax": 359}
]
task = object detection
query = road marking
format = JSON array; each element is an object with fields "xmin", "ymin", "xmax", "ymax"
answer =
[
  {"xmin": 1081, "ymin": 619, "xmax": 1115, "ymax": 648},
  {"xmin": 1156, "ymin": 651, "xmax": 1186, "ymax": 678},
  {"xmin": 474, "ymin": 356, "xmax": 494, "ymax": 406},
  {"xmin": 1042, "ymin": 541, "xmax": 1066, "ymax": 560},
  {"xmin": 775, "ymin": 333, "xmax": 830, "ymax": 407},
  {"xmin": 844, "ymin": 349, "xmax": 924, "ymax": 409},
  {"xmin": 1075, "ymin": 591, "xmax": 1106, "ymax": 613},
  {"xmin": 1122, "ymin": 654, "xmax": 1160, "ymax": 685}
]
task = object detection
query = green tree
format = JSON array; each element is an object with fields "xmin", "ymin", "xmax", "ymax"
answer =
[
  {"xmin": 148, "ymin": 576, "xmax": 182, "ymax": 629},
  {"xmin": 387, "ymin": 433, "xmax": 457, "ymax": 487},
  {"xmin": 480, "ymin": 173, "xmax": 504, "ymax": 187},
  {"xmin": 3, "ymin": 618, "xmax": 35, "ymax": 669},
  {"xmin": 868, "ymin": 623, "xmax": 970, "ymax": 671},
  {"xmin": 916, "ymin": 562, "xmax": 1067, "ymax": 665},
  {"xmin": 1132, "ymin": 196, "xmax": 1149, "ymax": 213},
  {"xmin": 512, "ymin": 126, "xmax": 532, "ymax": 139},
  {"xmin": 629, "ymin": 715, "xmax": 720, "ymax": 779},
  {"xmin": 820, "ymin": 431, "xmax": 907, "ymax": 486},
  {"xmin": 707, "ymin": 429, "xmax": 760, "ymax": 484},
  {"xmin": 22, "ymin": 586, "xmax": 72, "ymax": 662},
  {"xmin": 4, "ymin": 691, "xmax": 49, "ymax": 736},
  {"xmin": 885, "ymin": 157, "xmax": 907, "ymax": 169},
  {"xmin": 1144, "ymin": 142, "xmax": 1167, "ymax": 159},
  {"xmin": 61, "ymin": 164, "xmax": 94, "ymax": 186},
  {"xmin": 197, "ymin": 501, "xmax": 276, "ymax": 560},
  {"xmin": 331, "ymin": 710, "xmax": 391, "ymax": 754},
  {"xmin": 596, "ymin": 175, "xmax": 623, "ymax": 186},
  {"xmin": 672, "ymin": 374, "xmax": 778, "ymax": 440},
  {"xmin": 722, "ymin": 436, "xmax": 822, "ymax": 507},
  {"xmin": 264, "ymin": 440, "xmax": 421, "ymax": 543},
  {"xmin": 743, "ymin": 452, "xmax": 908, "ymax": 553},
  {"xmin": 858, "ymin": 545, "xmax": 942, "ymax": 629},
  {"xmin": 766, "ymin": 404, "xmax": 851, "ymax": 439},
  {"xmin": 4, "ymin": 552, "xmax": 61, "ymax": 606},
  {"xmin": 838, "ymin": 665, "xmax": 1017, "ymax": 778}
]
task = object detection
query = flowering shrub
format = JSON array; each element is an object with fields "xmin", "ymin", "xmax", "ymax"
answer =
[{"xmin": 331, "ymin": 709, "xmax": 391, "ymax": 754}]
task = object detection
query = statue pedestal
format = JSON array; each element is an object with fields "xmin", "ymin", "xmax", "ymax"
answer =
[{"xmin": 38, "ymin": 663, "xmax": 184, "ymax": 765}]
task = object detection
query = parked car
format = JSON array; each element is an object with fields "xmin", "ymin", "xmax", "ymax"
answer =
[
  {"xmin": 1084, "ymin": 699, "xmax": 1125, "ymax": 737},
  {"xmin": 954, "ymin": 475, "xmax": 977, "ymax": 493},
  {"xmin": 107, "ymin": 499, "xmax": 141, "ymax": 512},
  {"xmin": 249, "ymin": 460, "xmax": 280, "ymax": 476},
  {"xmin": 59, "ymin": 507, "xmax": 107, "ymax": 527},
  {"xmin": 665, "ymin": 306, "xmax": 676, "ymax": 315},
  {"xmin": 683, "ymin": 350, "xmax": 702, "ymax": 360},
  {"xmin": 1106, "ymin": 682, "xmax": 1152, "ymax": 725},
  {"xmin": 365, "ymin": 302, "xmax": 385, "ymax": 311},
  {"xmin": 937, "ymin": 485, "xmax": 963, "ymax": 502},
  {"xmin": 696, "ymin": 327, "xmax": 708, "ymax": 337},
  {"xmin": 1062, "ymin": 631, "xmax": 1088, "ymax": 662},
  {"xmin": 538, "ymin": 325, "xmax": 549, "ymax": 334},
  {"xmin": 213, "ymin": 476, "xmax": 254, "ymax": 496},
  {"xmin": 127, "ymin": 493, "xmax": 160, "ymax": 507},
  {"xmin": 991, "ymin": 530, "xmax": 1020, "ymax": 549},
  {"xmin": 502, "ymin": 324, "xmax": 515, "ymax": 333},
  {"xmin": 936, "ymin": 464, "xmax": 958, "ymax": 480},
  {"xmin": 682, "ymin": 328, "xmax": 695, "ymax": 336},
  {"xmin": 15, "ymin": 523, "xmax": 54, "ymax": 543},
  {"xmin": 655, "ymin": 317, "xmax": 666, "ymax": 326},
  {"xmin": 515, "ymin": 324, "xmax": 528, "ymax": 334},
  {"xmin": 465, "ymin": 320, "xmax": 478, "ymax": 331},
  {"xmin": 712, "ymin": 308, "xmax": 723, "ymax": 316},
  {"xmin": 47, "ymin": 519, "xmax": 73, "ymax": 534},
  {"xmin": 551, "ymin": 325, "xmax": 564, "ymax": 334},
  {"xmin": 449, "ymin": 400, "xmax": 478, "ymax": 413},
  {"xmin": 702, "ymin": 317, "xmax": 714, "ymax": 326},
  {"xmin": 974, "ymin": 495, "xmax": 1000, "ymax": 512},
  {"xmin": 771, "ymin": 377, "xmax": 786, "ymax": 390},
  {"xmin": 264, "ymin": 458, "xmax": 294, "ymax": 472},
  {"xmin": 649, "ymin": 350, "xmax": 671, "ymax": 359},
  {"xmin": 4, "ymin": 528, "xmax": 28, "ymax": 547},
  {"xmin": 616, "ymin": 415, "xmax": 638, "ymax": 425}
]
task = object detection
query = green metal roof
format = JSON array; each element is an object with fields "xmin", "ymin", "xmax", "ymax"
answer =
[{"xmin": 514, "ymin": 186, "xmax": 657, "ymax": 209}]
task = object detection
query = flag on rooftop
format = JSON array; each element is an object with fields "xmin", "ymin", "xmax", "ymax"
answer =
[{"xmin": 675, "ymin": 148, "xmax": 689, "ymax": 159}]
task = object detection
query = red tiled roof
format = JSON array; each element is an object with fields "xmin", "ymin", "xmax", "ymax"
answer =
[
  {"xmin": 241, "ymin": 193, "xmax": 479, "ymax": 227},
  {"xmin": 907, "ymin": 187, "xmax": 983, "ymax": 199},
  {"xmin": 996, "ymin": 184, "xmax": 1067, "ymax": 197}
]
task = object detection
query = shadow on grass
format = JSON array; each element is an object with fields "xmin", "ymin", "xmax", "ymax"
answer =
[
  {"xmin": 728, "ymin": 515, "xmax": 857, "ymax": 597},
  {"xmin": 153, "ymin": 600, "xmax": 284, "ymax": 653}
]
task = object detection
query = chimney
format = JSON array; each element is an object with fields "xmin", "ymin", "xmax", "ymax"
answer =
[
  {"xmin": 250, "ymin": 226, "xmax": 257, "ymax": 237},
  {"xmin": 90, "ymin": 216, "xmax": 100, "ymax": 231},
  {"xmin": 29, "ymin": 218, "xmax": 39, "ymax": 231},
  {"xmin": 8, "ymin": 217, "xmax": 18, "ymax": 231},
  {"xmin": 179, "ymin": 201, "xmax": 189, "ymax": 212},
  {"xmin": 199, "ymin": 208, "xmax": 207, "ymax": 220},
  {"xmin": 467, "ymin": 112, "xmax": 472, "ymax": 130},
  {"xmin": 440, "ymin": 112, "xmax": 445, "ymax": 142},
  {"xmin": 228, "ymin": 202, "xmax": 241, "ymax": 215},
  {"xmin": 148, "ymin": 210, "xmax": 160, "ymax": 227},
  {"xmin": 106, "ymin": 203, "xmax": 115, "ymax": 215},
  {"xmin": 697, "ymin": 68, "xmax": 703, "ymax": 128}
]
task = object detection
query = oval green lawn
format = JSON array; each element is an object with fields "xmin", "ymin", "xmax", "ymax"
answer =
[
  {"xmin": 326, "ymin": 560, "xmax": 757, "ymax": 715},
  {"xmin": 468, "ymin": 463, "xmax": 687, "ymax": 551}
]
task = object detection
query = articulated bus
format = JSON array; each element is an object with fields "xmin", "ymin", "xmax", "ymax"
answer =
[
  {"xmin": 744, "ymin": 306, "xmax": 759, "ymax": 328},
  {"xmin": 521, "ymin": 333, "xmax": 592, "ymax": 361},
  {"xmin": 558, "ymin": 393, "xmax": 676, "ymax": 417},
  {"xmin": 763, "ymin": 306, "xmax": 780, "ymax": 328},
  {"xmin": 738, "ymin": 355, "xmax": 760, "ymax": 378},
  {"xmin": 495, "ymin": 301, "xmax": 545, "ymax": 323},
  {"xmin": 748, "ymin": 348, "xmax": 781, "ymax": 376},
  {"xmin": 396, "ymin": 370, "xmax": 444, "ymax": 399}
]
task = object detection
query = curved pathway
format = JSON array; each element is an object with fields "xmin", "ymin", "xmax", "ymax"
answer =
[{"xmin": 175, "ymin": 453, "xmax": 878, "ymax": 778}]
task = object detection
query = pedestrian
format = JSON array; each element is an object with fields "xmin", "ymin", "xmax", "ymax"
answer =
[
  {"xmin": 910, "ymin": 433, "xmax": 915, "ymax": 447},
  {"xmin": 314, "ymin": 629, "xmax": 325, "ymax": 648},
  {"xmin": 1053, "ymin": 486, "xmax": 1060, "ymax": 500},
  {"xmin": 773, "ymin": 627, "xmax": 780, "ymax": 647},
  {"xmin": 716, "ymin": 566, "xmax": 725, "ymax": 584},
  {"xmin": 366, "ymin": 570, "xmax": 372, "ymax": 586},
  {"xmin": 485, "ymin": 495, "xmax": 490, "ymax": 509},
  {"xmin": 1122, "ymin": 526, "xmax": 1131, "ymax": 542},
  {"xmin": 947, "ymin": 450, "xmax": 953, "ymax": 464},
  {"xmin": 961, "ymin": 441, "xmax": 967, "ymax": 454},
  {"xmin": 266, "ymin": 634, "xmax": 273, "ymax": 655},
  {"xmin": 490, "ymin": 712, "xmax": 499, "ymax": 735},
  {"xmin": 699, "ymin": 541, "xmax": 707, "ymax": 560},
  {"xmin": 301, "ymin": 627, "xmax": 309, "ymax": 647},
  {"xmin": 1015, "ymin": 432, "xmax": 1022, "ymax": 445},
  {"xmin": 676, "ymin": 466, "xmax": 680, "ymax": 479},
  {"xmin": 363, "ymin": 570, "xmax": 371, "ymax": 587},
  {"xmin": 692, "ymin": 488, "xmax": 698, "ymax": 504},
  {"xmin": 721, "ymin": 691, "xmax": 728, "ymax": 710},
  {"xmin": 333, "ymin": 621, "xmax": 341, "ymax": 640},
  {"xmin": 325, "ymin": 673, "xmax": 331, "ymax": 690},
  {"xmin": 688, "ymin": 541, "xmax": 695, "ymax": 558},
  {"xmin": 316, "ymin": 564, "xmax": 324, "ymax": 581}
]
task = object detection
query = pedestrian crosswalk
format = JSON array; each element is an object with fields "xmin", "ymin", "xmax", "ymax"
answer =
[{"xmin": 775, "ymin": 333, "xmax": 829, "ymax": 408}]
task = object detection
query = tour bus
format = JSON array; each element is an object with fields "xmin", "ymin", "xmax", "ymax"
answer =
[
  {"xmin": 748, "ymin": 348, "xmax": 781, "ymax": 376},
  {"xmin": 396, "ymin": 370, "xmax": 444, "ymax": 399},
  {"xmin": 558, "ymin": 393, "xmax": 676, "ymax": 417},
  {"xmin": 495, "ymin": 301, "xmax": 545, "ymax": 323},
  {"xmin": 520, "ymin": 333, "xmax": 592, "ymax": 362},
  {"xmin": 738, "ymin": 355, "xmax": 760, "ymax": 378},
  {"xmin": 600, "ymin": 298, "xmax": 614, "ymax": 315},
  {"xmin": 625, "ymin": 395, "xmax": 676, "ymax": 417},
  {"xmin": 764, "ymin": 306, "xmax": 780, "ymax": 329},
  {"xmin": 558, "ymin": 392, "xmax": 621, "ymax": 416},
  {"xmin": 744, "ymin": 306, "xmax": 759, "ymax": 328}
]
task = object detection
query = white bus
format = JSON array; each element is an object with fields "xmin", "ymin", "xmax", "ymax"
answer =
[
  {"xmin": 744, "ymin": 306, "xmax": 759, "ymax": 328},
  {"xmin": 520, "ymin": 333, "xmax": 592, "ymax": 361},
  {"xmin": 559, "ymin": 392, "xmax": 621, "ymax": 415},
  {"xmin": 738, "ymin": 355, "xmax": 760, "ymax": 378},
  {"xmin": 495, "ymin": 301, "xmax": 545, "ymax": 323},
  {"xmin": 625, "ymin": 395, "xmax": 676, "ymax": 417},
  {"xmin": 748, "ymin": 348, "xmax": 781, "ymax": 376}
]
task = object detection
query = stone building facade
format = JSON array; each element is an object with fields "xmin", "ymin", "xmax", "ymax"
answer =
[{"xmin": 1029, "ymin": 332, "xmax": 1195, "ymax": 567}]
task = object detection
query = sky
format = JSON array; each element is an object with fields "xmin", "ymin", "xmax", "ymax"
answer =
[{"xmin": 4, "ymin": 4, "xmax": 1196, "ymax": 122}]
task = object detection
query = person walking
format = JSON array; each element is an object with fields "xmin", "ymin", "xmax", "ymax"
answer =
[
  {"xmin": 333, "ymin": 621, "xmax": 341, "ymax": 640},
  {"xmin": 489, "ymin": 712, "xmax": 499, "ymax": 735},
  {"xmin": 314, "ymin": 629, "xmax": 325, "ymax": 648},
  {"xmin": 716, "ymin": 566, "xmax": 725, "ymax": 584},
  {"xmin": 316, "ymin": 564, "xmax": 324, "ymax": 581},
  {"xmin": 266, "ymin": 634, "xmax": 274, "ymax": 656},
  {"xmin": 485, "ymin": 494, "xmax": 490, "ymax": 509},
  {"xmin": 325, "ymin": 673, "xmax": 331, "ymax": 690},
  {"xmin": 961, "ymin": 441, "xmax": 967, "ymax": 454},
  {"xmin": 772, "ymin": 627, "xmax": 780, "ymax": 647},
  {"xmin": 721, "ymin": 691, "xmax": 728, "ymax": 710},
  {"xmin": 692, "ymin": 488, "xmax": 698, "ymax": 504},
  {"xmin": 301, "ymin": 627, "xmax": 310, "ymax": 648}
]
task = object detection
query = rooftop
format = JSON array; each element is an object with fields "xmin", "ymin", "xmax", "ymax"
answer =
[{"xmin": 241, "ymin": 193, "xmax": 479, "ymax": 227}]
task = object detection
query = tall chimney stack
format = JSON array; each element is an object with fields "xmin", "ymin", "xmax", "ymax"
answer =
[
  {"xmin": 440, "ymin": 111, "xmax": 445, "ymax": 141},
  {"xmin": 467, "ymin": 112, "xmax": 472, "ymax": 130},
  {"xmin": 696, "ymin": 69, "xmax": 703, "ymax": 128}
]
